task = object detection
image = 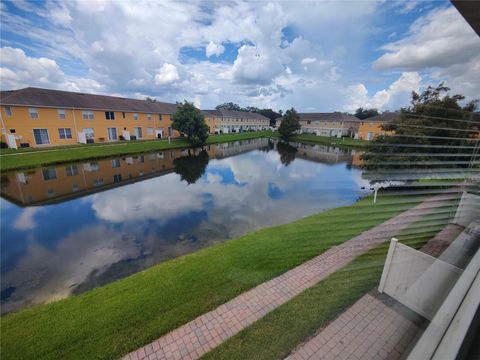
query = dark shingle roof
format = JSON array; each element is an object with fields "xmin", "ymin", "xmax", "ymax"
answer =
[
  {"xmin": 0, "ymin": 87, "xmax": 179, "ymax": 114},
  {"xmin": 277, "ymin": 112, "xmax": 360, "ymax": 122},
  {"xmin": 203, "ymin": 109, "xmax": 269, "ymax": 121},
  {"xmin": 364, "ymin": 112, "xmax": 400, "ymax": 123}
]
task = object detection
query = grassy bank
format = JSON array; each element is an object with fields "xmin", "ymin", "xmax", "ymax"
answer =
[
  {"xmin": 0, "ymin": 131, "xmax": 274, "ymax": 172},
  {"xmin": 288, "ymin": 134, "xmax": 369, "ymax": 148},
  {"xmin": 202, "ymin": 204, "xmax": 456, "ymax": 360},
  {"xmin": 1, "ymin": 193, "xmax": 426, "ymax": 360}
]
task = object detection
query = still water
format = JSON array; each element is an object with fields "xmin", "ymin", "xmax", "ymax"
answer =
[{"xmin": 1, "ymin": 139, "xmax": 368, "ymax": 314}]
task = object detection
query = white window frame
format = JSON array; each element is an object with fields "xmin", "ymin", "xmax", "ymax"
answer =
[
  {"xmin": 105, "ymin": 111, "xmax": 115, "ymax": 120},
  {"xmin": 33, "ymin": 128, "xmax": 50, "ymax": 145},
  {"xmin": 29, "ymin": 107, "xmax": 38, "ymax": 119},
  {"xmin": 83, "ymin": 128, "xmax": 95, "ymax": 140},
  {"xmin": 4, "ymin": 106, "xmax": 12, "ymax": 117},
  {"xmin": 133, "ymin": 113, "xmax": 139, "ymax": 120},
  {"xmin": 147, "ymin": 114, "xmax": 152, "ymax": 120},
  {"xmin": 82, "ymin": 110, "xmax": 94, "ymax": 120},
  {"xmin": 58, "ymin": 109, "xmax": 66, "ymax": 119},
  {"xmin": 107, "ymin": 127, "xmax": 118, "ymax": 140},
  {"xmin": 58, "ymin": 128, "xmax": 72, "ymax": 139},
  {"xmin": 147, "ymin": 127, "xmax": 154, "ymax": 135}
]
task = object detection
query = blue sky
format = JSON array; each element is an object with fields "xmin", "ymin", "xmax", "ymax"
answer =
[{"xmin": 0, "ymin": 0, "xmax": 479, "ymax": 112}]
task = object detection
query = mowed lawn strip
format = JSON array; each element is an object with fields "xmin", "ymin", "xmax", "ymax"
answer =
[
  {"xmin": 0, "ymin": 131, "xmax": 274, "ymax": 171},
  {"xmin": 202, "ymin": 203, "xmax": 457, "ymax": 360},
  {"xmin": 287, "ymin": 133, "xmax": 369, "ymax": 148},
  {"xmin": 1, "ymin": 193, "xmax": 426, "ymax": 360}
]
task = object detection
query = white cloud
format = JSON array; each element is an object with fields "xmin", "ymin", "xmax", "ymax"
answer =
[
  {"xmin": 154, "ymin": 63, "xmax": 180, "ymax": 86},
  {"xmin": 301, "ymin": 57, "xmax": 316, "ymax": 65},
  {"xmin": 374, "ymin": 6, "xmax": 480, "ymax": 99},
  {"xmin": 344, "ymin": 72, "xmax": 421, "ymax": 111},
  {"xmin": 205, "ymin": 41, "xmax": 225, "ymax": 58},
  {"xmin": 14, "ymin": 208, "xmax": 41, "ymax": 231}
]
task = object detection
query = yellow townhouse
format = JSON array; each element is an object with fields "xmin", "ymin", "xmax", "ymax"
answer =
[
  {"xmin": 356, "ymin": 112, "xmax": 399, "ymax": 140},
  {"xmin": 0, "ymin": 87, "xmax": 183, "ymax": 148}
]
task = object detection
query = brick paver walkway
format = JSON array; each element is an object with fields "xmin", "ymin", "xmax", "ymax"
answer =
[
  {"xmin": 285, "ymin": 223, "xmax": 464, "ymax": 360},
  {"xmin": 121, "ymin": 194, "xmax": 455, "ymax": 360}
]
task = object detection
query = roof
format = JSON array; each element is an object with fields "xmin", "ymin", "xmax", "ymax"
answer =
[
  {"xmin": 0, "ymin": 87, "xmax": 179, "ymax": 114},
  {"xmin": 203, "ymin": 109, "xmax": 269, "ymax": 121},
  {"xmin": 363, "ymin": 112, "xmax": 400, "ymax": 123},
  {"xmin": 277, "ymin": 112, "xmax": 360, "ymax": 122}
]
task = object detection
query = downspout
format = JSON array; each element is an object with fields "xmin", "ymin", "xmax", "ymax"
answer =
[{"xmin": 72, "ymin": 107, "xmax": 79, "ymax": 143}]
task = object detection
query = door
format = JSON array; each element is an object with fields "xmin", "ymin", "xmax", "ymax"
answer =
[
  {"xmin": 33, "ymin": 129, "xmax": 50, "ymax": 145},
  {"xmin": 108, "ymin": 128, "xmax": 117, "ymax": 140},
  {"xmin": 135, "ymin": 127, "xmax": 142, "ymax": 139},
  {"xmin": 83, "ymin": 128, "xmax": 94, "ymax": 140}
]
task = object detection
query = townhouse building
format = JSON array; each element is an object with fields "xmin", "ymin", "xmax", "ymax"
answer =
[
  {"xmin": 203, "ymin": 109, "xmax": 270, "ymax": 134},
  {"xmin": 0, "ymin": 87, "xmax": 181, "ymax": 148},
  {"xmin": 277, "ymin": 112, "xmax": 361, "ymax": 138},
  {"xmin": 356, "ymin": 112, "xmax": 399, "ymax": 140}
]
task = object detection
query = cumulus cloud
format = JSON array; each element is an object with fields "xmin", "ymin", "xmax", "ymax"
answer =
[
  {"xmin": 344, "ymin": 72, "xmax": 421, "ymax": 111},
  {"xmin": 205, "ymin": 41, "xmax": 225, "ymax": 57},
  {"xmin": 374, "ymin": 6, "xmax": 480, "ymax": 99},
  {"xmin": 154, "ymin": 63, "xmax": 180, "ymax": 86}
]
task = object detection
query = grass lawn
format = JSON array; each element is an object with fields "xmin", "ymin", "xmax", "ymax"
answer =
[
  {"xmin": 0, "ymin": 193, "xmax": 428, "ymax": 360},
  {"xmin": 287, "ymin": 134, "xmax": 369, "ymax": 148},
  {"xmin": 0, "ymin": 131, "xmax": 275, "ymax": 172},
  {"xmin": 202, "ymin": 202, "xmax": 457, "ymax": 360}
]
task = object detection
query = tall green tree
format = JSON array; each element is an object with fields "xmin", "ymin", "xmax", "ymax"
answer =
[
  {"xmin": 362, "ymin": 84, "xmax": 479, "ymax": 174},
  {"xmin": 278, "ymin": 108, "xmax": 301, "ymax": 140},
  {"xmin": 173, "ymin": 150, "xmax": 210, "ymax": 184},
  {"xmin": 172, "ymin": 101, "xmax": 210, "ymax": 147},
  {"xmin": 215, "ymin": 102, "xmax": 242, "ymax": 111},
  {"xmin": 354, "ymin": 107, "xmax": 379, "ymax": 120}
]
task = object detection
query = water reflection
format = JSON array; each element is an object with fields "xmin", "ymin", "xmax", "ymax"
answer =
[{"xmin": 1, "ymin": 139, "xmax": 367, "ymax": 314}]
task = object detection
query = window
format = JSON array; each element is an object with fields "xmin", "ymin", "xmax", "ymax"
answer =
[
  {"xmin": 58, "ymin": 109, "xmax": 66, "ymax": 119},
  {"xmin": 72, "ymin": 184, "xmax": 79, "ymax": 192},
  {"xmin": 93, "ymin": 178, "xmax": 104, "ymax": 187},
  {"xmin": 9, "ymin": 129, "xmax": 15, "ymax": 133},
  {"xmin": 29, "ymin": 108, "xmax": 38, "ymax": 119},
  {"xmin": 108, "ymin": 127, "xmax": 118, "ymax": 140},
  {"xmin": 133, "ymin": 113, "xmax": 139, "ymax": 120},
  {"xmin": 42, "ymin": 168, "xmax": 57, "ymax": 181},
  {"xmin": 105, "ymin": 111, "xmax": 115, "ymax": 120},
  {"xmin": 4, "ymin": 106, "xmax": 12, "ymax": 116},
  {"xmin": 47, "ymin": 189, "xmax": 55, "ymax": 198},
  {"xmin": 33, "ymin": 128, "xmax": 50, "ymax": 145},
  {"xmin": 147, "ymin": 114, "xmax": 152, "ymax": 120},
  {"xmin": 147, "ymin": 127, "xmax": 154, "ymax": 135},
  {"xmin": 122, "ymin": 112, "xmax": 126, "ymax": 119},
  {"xmin": 113, "ymin": 174, "xmax": 122, "ymax": 183},
  {"xmin": 158, "ymin": 114, "xmax": 162, "ymax": 120},
  {"xmin": 66, "ymin": 165, "xmax": 78, "ymax": 176},
  {"xmin": 82, "ymin": 110, "xmax": 94, "ymax": 120},
  {"xmin": 112, "ymin": 159, "xmax": 121, "ymax": 168},
  {"xmin": 58, "ymin": 128, "xmax": 72, "ymax": 139}
]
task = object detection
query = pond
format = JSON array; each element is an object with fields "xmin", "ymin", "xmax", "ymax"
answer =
[{"xmin": 0, "ymin": 139, "xmax": 369, "ymax": 314}]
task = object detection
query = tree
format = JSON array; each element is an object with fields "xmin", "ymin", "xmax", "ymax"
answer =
[
  {"xmin": 172, "ymin": 101, "xmax": 210, "ymax": 147},
  {"xmin": 354, "ymin": 107, "xmax": 379, "ymax": 120},
  {"xmin": 278, "ymin": 108, "xmax": 301, "ymax": 140},
  {"xmin": 173, "ymin": 150, "xmax": 210, "ymax": 184},
  {"xmin": 215, "ymin": 102, "xmax": 242, "ymax": 111},
  {"xmin": 362, "ymin": 84, "xmax": 479, "ymax": 174},
  {"xmin": 145, "ymin": 97, "xmax": 157, "ymax": 103}
]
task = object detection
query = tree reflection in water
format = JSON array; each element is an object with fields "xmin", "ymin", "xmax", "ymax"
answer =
[
  {"xmin": 276, "ymin": 141, "xmax": 298, "ymax": 167},
  {"xmin": 173, "ymin": 149, "xmax": 210, "ymax": 184}
]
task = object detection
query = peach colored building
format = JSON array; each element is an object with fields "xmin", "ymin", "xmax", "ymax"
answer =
[{"xmin": 356, "ymin": 112, "xmax": 399, "ymax": 140}]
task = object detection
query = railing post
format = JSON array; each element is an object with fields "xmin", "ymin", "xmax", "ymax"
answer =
[{"xmin": 378, "ymin": 237, "xmax": 398, "ymax": 293}]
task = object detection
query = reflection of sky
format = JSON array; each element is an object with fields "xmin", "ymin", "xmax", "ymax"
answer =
[{"xmin": 0, "ymin": 146, "xmax": 369, "ymax": 313}]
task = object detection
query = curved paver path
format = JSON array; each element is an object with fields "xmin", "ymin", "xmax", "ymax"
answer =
[{"xmin": 121, "ymin": 193, "xmax": 456, "ymax": 360}]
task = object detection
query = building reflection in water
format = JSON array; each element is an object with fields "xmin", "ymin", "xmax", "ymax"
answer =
[
  {"xmin": 1, "ymin": 138, "xmax": 368, "ymax": 314},
  {"xmin": 1, "ymin": 139, "xmax": 363, "ymax": 207}
]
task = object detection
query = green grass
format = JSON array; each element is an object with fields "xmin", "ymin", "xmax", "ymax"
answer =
[
  {"xmin": 0, "ymin": 131, "xmax": 274, "ymax": 172},
  {"xmin": 201, "ymin": 202, "xmax": 457, "ymax": 360},
  {"xmin": 287, "ymin": 134, "xmax": 369, "ymax": 148},
  {"xmin": 1, "ymin": 193, "xmax": 426, "ymax": 360}
]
